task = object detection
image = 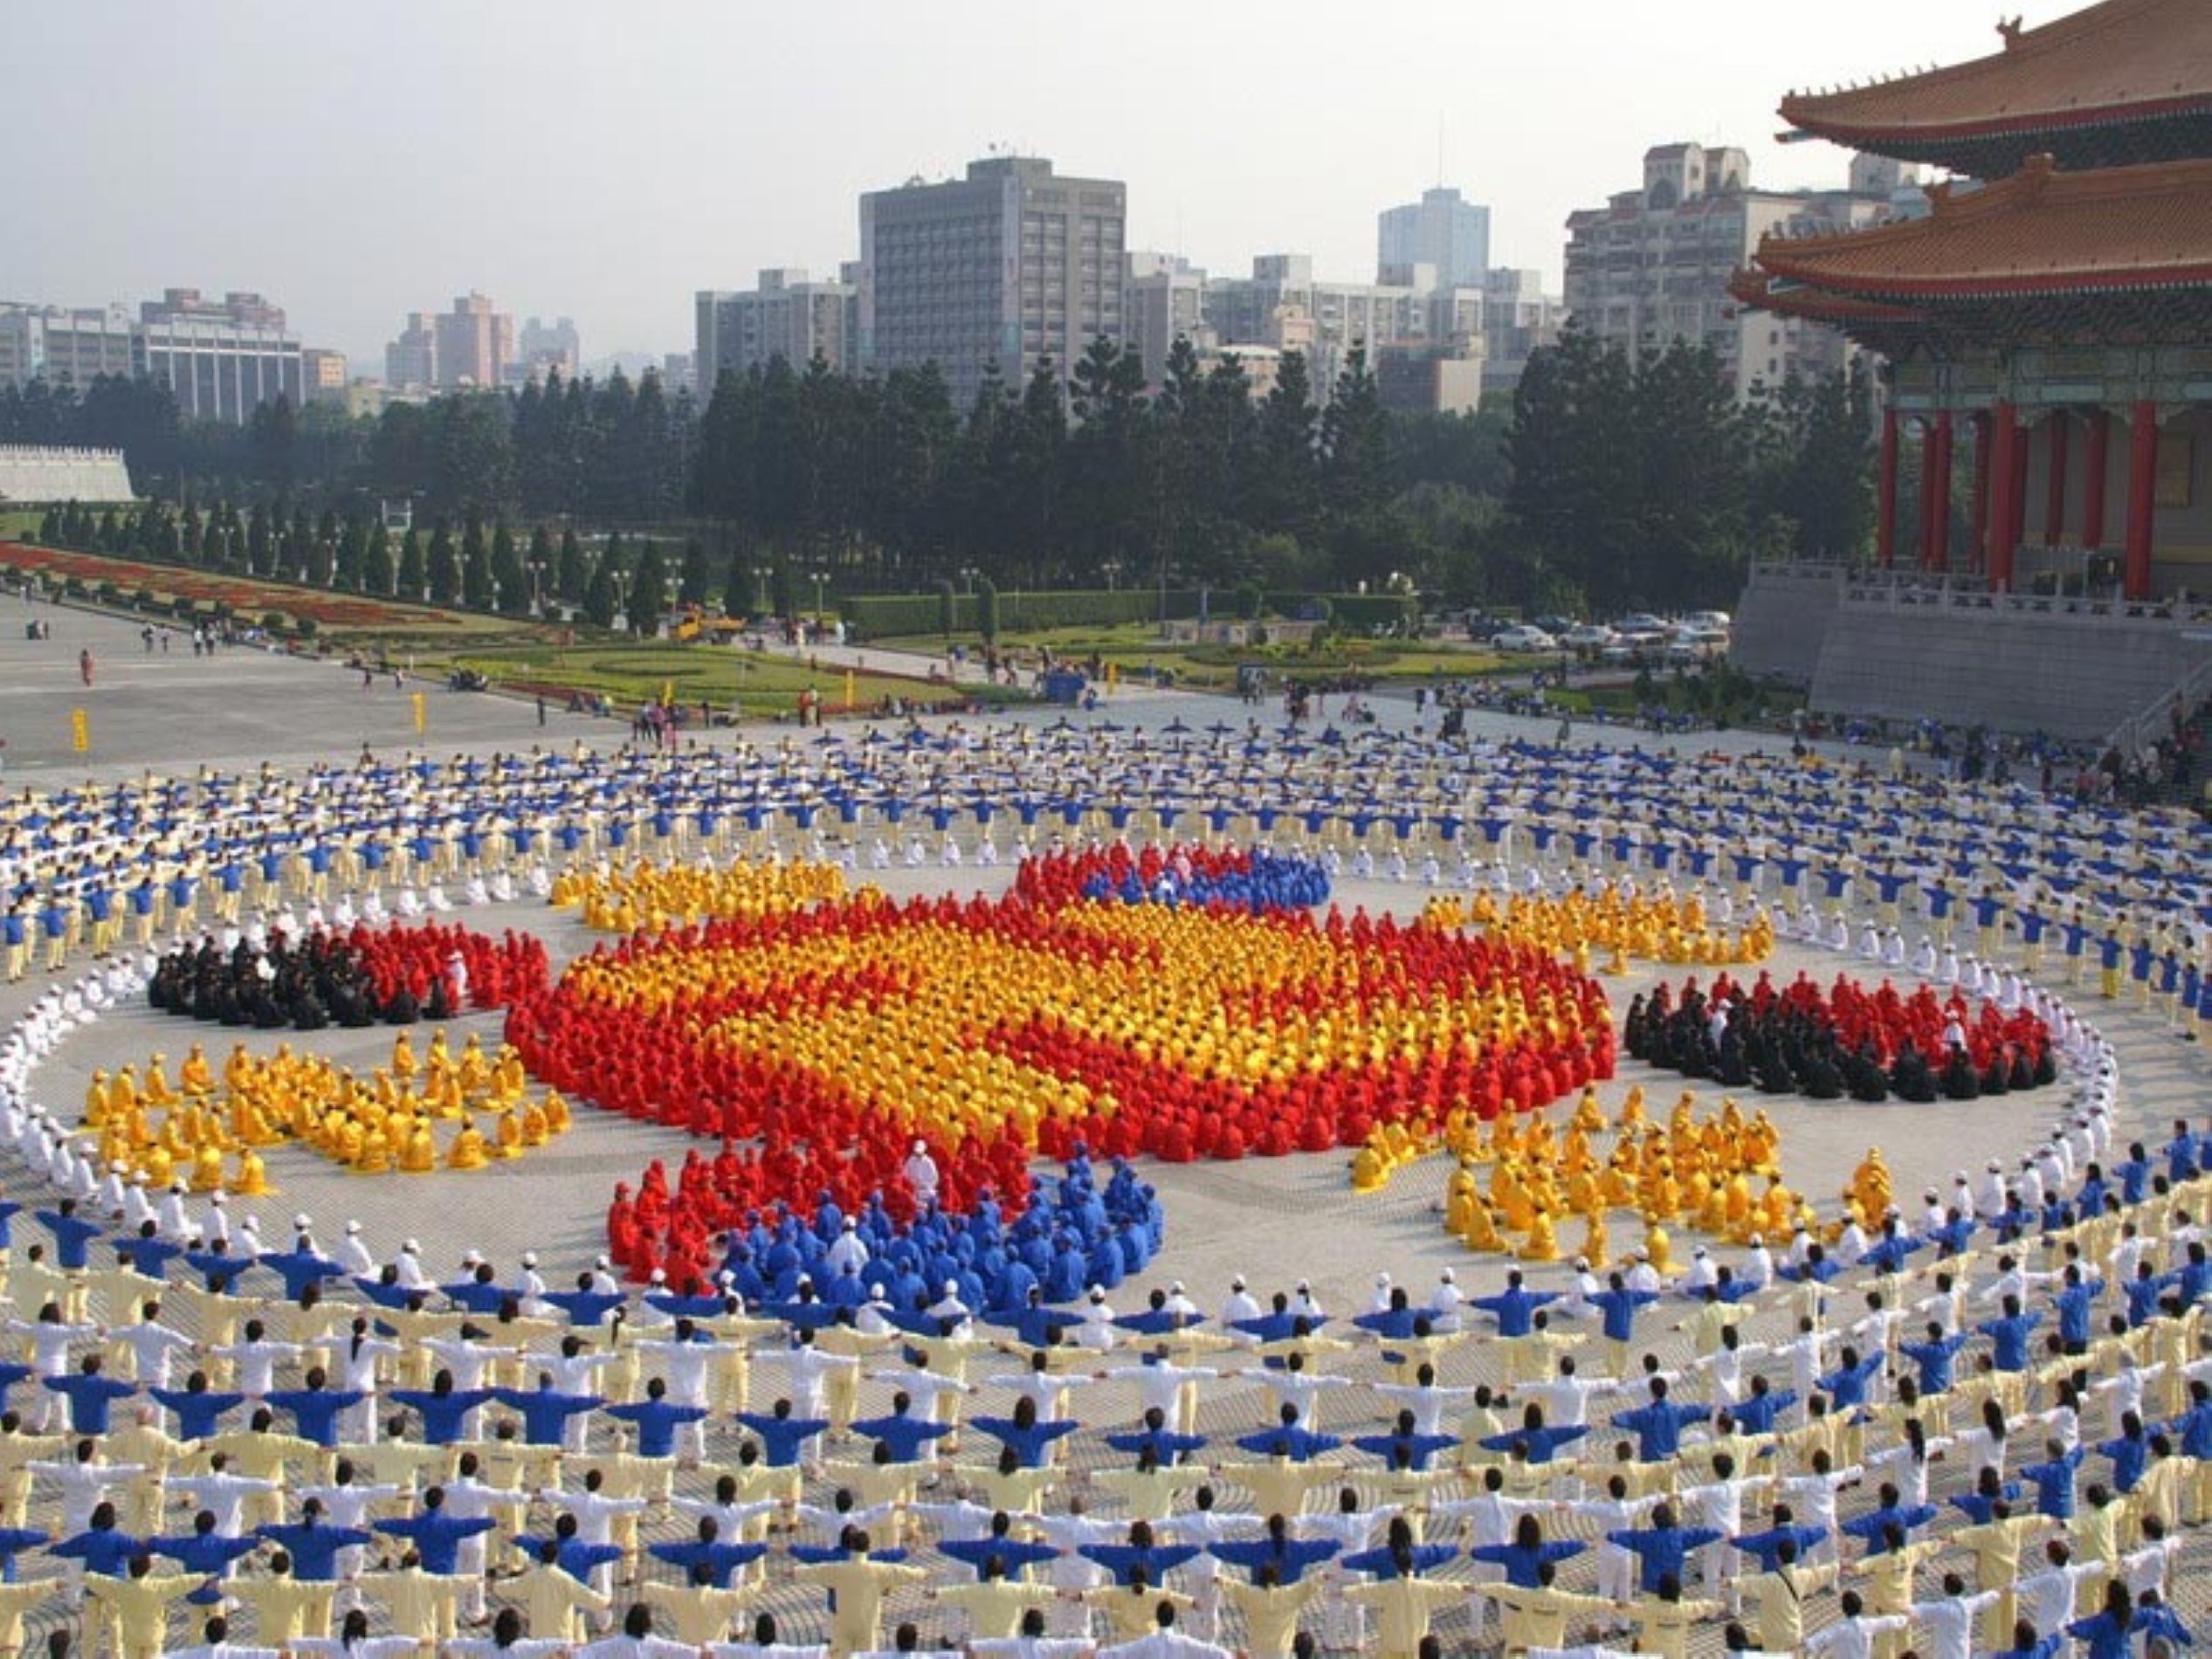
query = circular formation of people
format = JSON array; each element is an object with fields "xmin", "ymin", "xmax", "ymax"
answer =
[{"xmin": 0, "ymin": 699, "xmax": 2201, "ymax": 1656}]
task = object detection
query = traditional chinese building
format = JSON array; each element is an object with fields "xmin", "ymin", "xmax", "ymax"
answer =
[
  {"xmin": 1726, "ymin": 0, "xmax": 2212, "ymax": 740},
  {"xmin": 1733, "ymin": 0, "xmax": 2212, "ymax": 600}
]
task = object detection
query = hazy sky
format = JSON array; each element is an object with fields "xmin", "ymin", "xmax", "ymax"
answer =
[{"xmin": 6, "ymin": 0, "xmax": 2080, "ymax": 370}]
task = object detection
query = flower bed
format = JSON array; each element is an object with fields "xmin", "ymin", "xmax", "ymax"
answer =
[{"xmin": 0, "ymin": 540, "xmax": 473, "ymax": 632}]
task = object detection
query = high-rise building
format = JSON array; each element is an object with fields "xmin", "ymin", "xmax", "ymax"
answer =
[
  {"xmin": 301, "ymin": 348, "xmax": 349, "ymax": 404},
  {"xmin": 431, "ymin": 292, "xmax": 514, "ymax": 389},
  {"xmin": 135, "ymin": 289, "xmax": 304, "ymax": 423},
  {"xmin": 514, "ymin": 316, "xmax": 582, "ymax": 384},
  {"xmin": 1481, "ymin": 268, "xmax": 1566, "ymax": 391},
  {"xmin": 3, "ymin": 290, "xmax": 320, "ymax": 423},
  {"xmin": 860, "ymin": 155, "xmax": 1127, "ymax": 407},
  {"xmin": 1204, "ymin": 255, "xmax": 1483, "ymax": 406},
  {"xmin": 1377, "ymin": 187, "xmax": 1492, "ymax": 292},
  {"xmin": 0, "ymin": 304, "xmax": 138, "ymax": 389},
  {"xmin": 1121, "ymin": 252, "xmax": 1210, "ymax": 389},
  {"xmin": 695, "ymin": 267, "xmax": 860, "ymax": 392},
  {"xmin": 384, "ymin": 313, "xmax": 438, "ymax": 389},
  {"xmin": 1563, "ymin": 143, "xmax": 1902, "ymax": 400}
]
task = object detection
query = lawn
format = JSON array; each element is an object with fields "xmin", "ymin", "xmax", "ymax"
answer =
[
  {"xmin": 871, "ymin": 622, "xmax": 1524, "ymax": 689},
  {"xmin": 423, "ymin": 640, "xmax": 1032, "ymax": 719},
  {"xmin": 0, "ymin": 540, "xmax": 999, "ymax": 719}
]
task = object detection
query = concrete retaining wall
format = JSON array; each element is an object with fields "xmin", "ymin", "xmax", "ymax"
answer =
[
  {"xmin": 1733, "ymin": 563, "xmax": 2212, "ymax": 740},
  {"xmin": 1809, "ymin": 598, "xmax": 2212, "ymax": 740},
  {"xmin": 1729, "ymin": 563, "xmax": 1842, "ymax": 683}
]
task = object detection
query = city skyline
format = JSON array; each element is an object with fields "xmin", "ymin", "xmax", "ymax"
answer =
[{"xmin": 6, "ymin": 0, "xmax": 2084, "ymax": 372}]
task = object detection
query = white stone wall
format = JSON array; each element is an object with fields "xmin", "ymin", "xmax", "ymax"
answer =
[{"xmin": 0, "ymin": 446, "xmax": 135, "ymax": 504}]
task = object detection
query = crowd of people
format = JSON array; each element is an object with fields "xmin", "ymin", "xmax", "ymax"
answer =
[
  {"xmin": 509, "ymin": 878, "xmax": 1615, "ymax": 1287},
  {"xmin": 1624, "ymin": 974, "xmax": 2057, "ymax": 1105},
  {"xmin": 0, "ymin": 1008, "xmax": 2188, "ymax": 1656},
  {"xmin": 0, "ymin": 710, "xmax": 2194, "ymax": 1649},
  {"xmin": 146, "ymin": 924, "xmax": 547, "ymax": 1033}
]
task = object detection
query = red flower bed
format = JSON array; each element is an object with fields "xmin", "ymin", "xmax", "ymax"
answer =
[{"xmin": 0, "ymin": 541, "xmax": 465, "ymax": 630}]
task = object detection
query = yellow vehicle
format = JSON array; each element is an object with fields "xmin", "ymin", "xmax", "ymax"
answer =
[{"xmin": 671, "ymin": 607, "xmax": 747, "ymax": 644}]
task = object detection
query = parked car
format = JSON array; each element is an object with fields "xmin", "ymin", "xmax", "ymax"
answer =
[
  {"xmin": 1664, "ymin": 625, "xmax": 1731, "ymax": 663},
  {"xmin": 1492, "ymin": 625, "xmax": 1557, "ymax": 652},
  {"xmin": 1613, "ymin": 612, "xmax": 1670, "ymax": 637},
  {"xmin": 1561, "ymin": 623, "xmax": 1616, "ymax": 650},
  {"xmin": 1682, "ymin": 609, "xmax": 1733, "ymax": 630},
  {"xmin": 1530, "ymin": 614, "xmax": 1576, "ymax": 638}
]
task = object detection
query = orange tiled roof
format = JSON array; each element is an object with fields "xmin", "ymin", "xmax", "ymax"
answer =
[
  {"xmin": 1725, "ymin": 270, "xmax": 1930, "ymax": 327},
  {"xmin": 1745, "ymin": 154, "xmax": 2212, "ymax": 298},
  {"xmin": 1781, "ymin": 0, "xmax": 2212, "ymax": 146}
]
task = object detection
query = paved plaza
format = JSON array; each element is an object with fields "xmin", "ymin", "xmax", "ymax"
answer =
[
  {"xmin": 0, "ymin": 595, "xmax": 2203, "ymax": 1656},
  {"xmin": 3, "ymin": 599, "xmax": 2193, "ymax": 1315}
]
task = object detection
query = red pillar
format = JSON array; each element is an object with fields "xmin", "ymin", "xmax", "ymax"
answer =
[
  {"xmin": 1932, "ymin": 413, "xmax": 1954, "ymax": 571},
  {"xmin": 2043, "ymin": 413, "xmax": 2070, "ymax": 546},
  {"xmin": 1876, "ymin": 407, "xmax": 1899, "ymax": 568},
  {"xmin": 2125, "ymin": 401, "xmax": 2159, "ymax": 601},
  {"xmin": 2082, "ymin": 408, "xmax": 2110, "ymax": 550},
  {"xmin": 1916, "ymin": 419, "xmax": 1940, "ymax": 570},
  {"xmin": 1988, "ymin": 400, "xmax": 2018, "ymax": 589},
  {"xmin": 1971, "ymin": 412, "xmax": 1993, "ymax": 572}
]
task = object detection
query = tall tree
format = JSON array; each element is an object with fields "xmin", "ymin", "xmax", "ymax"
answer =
[
  {"xmin": 334, "ymin": 515, "xmax": 368, "ymax": 590},
  {"xmin": 307, "ymin": 507, "xmax": 339, "ymax": 587},
  {"xmin": 1318, "ymin": 344, "xmax": 1395, "ymax": 588},
  {"xmin": 555, "ymin": 528, "xmax": 586, "ymax": 603},
  {"xmin": 396, "ymin": 527, "xmax": 425, "ymax": 598},
  {"xmin": 429, "ymin": 396, "xmax": 513, "ymax": 517},
  {"xmin": 677, "ymin": 535, "xmax": 712, "ymax": 608},
  {"xmin": 627, "ymin": 544, "xmax": 668, "ymax": 636},
  {"xmin": 245, "ymin": 501, "xmax": 272, "ymax": 575},
  {"xmin": 1066, "ymin": 336, "xmax": 1147, "ymax": 578},
  {"xmin": 460, "ymin": 516, "xmax": 494, "ymax": 609},
  {"xmin": 249, "ymin": 396, "xmax": 297, "ymax": 493},
  {"xmin": 362, "ymin": 523, "xmax": 395, "ymax": 595},
  {"xmin": 427, "ymin": 520, "xmax": 461, "ymax": 606},
  {"xmin": 492, "ymin": 520, "xmax": 530, "ymax": 616},
  {"xmin": 582, "ymin": 561, "xmax": 619, "ymax": 630},
  {"xmin": 1246, "ymin": 350, "xmax": 1320, "ymax": 553}
]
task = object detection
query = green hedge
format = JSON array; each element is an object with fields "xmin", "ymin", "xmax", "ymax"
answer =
[
  {"xmin": 844, "ymin": 588, "xmax": 1416, "ymax": 636},
  {"xmin": 844, "ymin": 589, "xmax": 1211, "ymax": 635},
  {"xmin": 1267, "ymin": 591, "xmax": 1418, "ymax": 631}
]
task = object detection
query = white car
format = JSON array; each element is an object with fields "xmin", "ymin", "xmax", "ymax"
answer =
[
  {"xmin": 1682, "ymin": 609, "xmax": 1733, "ymax": 630},
  {"xmin": 1614, "ymin": 612, "xmax": 1669, "ymax": 636},
  {"xmin": 1561, "ymin": 624, "xmax": 1616, "ymax": 650},
  {"xmin": 1665, "ymin": 625, "xmax": 1731, "ymax": 663},
  {"xmin": 1491, "ymin": 626, "xmax": 1557, "ymax": 652}
]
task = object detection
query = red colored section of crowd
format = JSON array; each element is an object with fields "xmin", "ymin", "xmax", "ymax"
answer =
[
  {"xmin": 343, "ymin": 920, "xmax": 552, "ymax": 1011},
  {"xmin": 1698, "ymin": 968, "xmax": 2052, "ymax": 1070},
  {"xmin": 504, "ymin": 876, "xmax": 1615, "ymax": 1287}
]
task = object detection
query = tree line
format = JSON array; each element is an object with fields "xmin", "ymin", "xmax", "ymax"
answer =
[
  {"xmin": 31, "ymin": 496, "xmax": 734, "ymax": 637},
  {"xmin": 1502, "ymin": 329, "xmax": 1877, "ymax": 613},
  {"xmin": 3, "ymin": 327, "xmax": 1875, "ymax": 616}
]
